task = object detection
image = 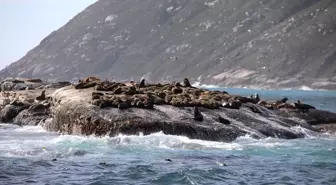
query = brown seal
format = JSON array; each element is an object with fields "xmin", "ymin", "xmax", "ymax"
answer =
[{"xmin": 35, "ymin": 90, "xmax": 46, "ymax": 101}]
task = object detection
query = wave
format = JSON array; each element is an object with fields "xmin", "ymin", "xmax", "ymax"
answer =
[
  {"xmin": 191, "ymin": 81, "xmax": 220, "ymax": 89},
  {"xmin": 1, "ymin": 124, "xmax": 335, "ymax": 159},
  {"xmin": 191, "ymin": 81, "xmax": 332, "ymax": 92}
]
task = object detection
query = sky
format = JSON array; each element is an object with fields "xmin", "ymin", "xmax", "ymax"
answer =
[{"xmin": 0, "ymin": 0, "xmax": 97, "ymax": 70}]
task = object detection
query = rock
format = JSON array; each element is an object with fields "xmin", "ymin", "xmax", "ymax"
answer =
[
  {"xmin": 14, "ymin": 109, "xmax": 50, "ymax": 126},
  {"xmin": 13, "ymin": 83, "xmax": 29, "ymax": 91},
  {"xmin": 1, "ymin": 81, "xmax": 16, "ymax": 91},
  {"xmin": 0, "ymin": 105, "xmax": 23, "ymax": 123},
  {"xmin": 244, "ymin": 103, "xmax": 262, "ymax": 114},
  {"xmin": 2, "ymin": 79, "xmax": 335, "ymax": 142},
  {"xmin": 45, "ymin": 82, "xmax": 71, "ymax": 89},
  {"xmin": 172, "ymin": 87, "xmax": 183, "ymax": 94},
  {"xmin": 74, "ymin": 81, "xmax": 97, "ymax": 89},
  {"xmin": 0, "ymin": 97, "xmax": 10, "ymax": 106},
  {"xmin": 25, "ymin": 78, "xmax": 43, "ymax": 83},
  {"xmin": 29, "ymin": 103, "xmax": 49, "ymax": 112},
  {"xmin": 112, "ymin": 87, "xmax": 122, "ymax": 94}
]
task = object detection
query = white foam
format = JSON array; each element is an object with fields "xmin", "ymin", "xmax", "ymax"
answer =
[
  {"xmin": 1, "ymin": 125, "xmax": 334, "ymax": 159},
  {"xmin": 291, "ymin": 126, "xmax": 329, "ymax": 139},
  {"xmin": 192, "ymin": 81, "xmax": 220, "ymax": 89},
  {"xmin": 107, "ymin": 132, "xmax": 243, "ymax": 150},
  {"xmin": 14, "ymin": 125, "xmax": 47, "ymax": 133},
  {"xmin": 234, "ymin": 135, "xmax": 291, "ymax": 148},
  {"xmin": 299, "ymin": 85, "xmax": 314, "ymax": 91}
]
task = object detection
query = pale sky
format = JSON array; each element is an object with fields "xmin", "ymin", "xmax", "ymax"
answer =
[{"xmin": 0, "ymin": 0, "xmax": 97, "ymax": 70}]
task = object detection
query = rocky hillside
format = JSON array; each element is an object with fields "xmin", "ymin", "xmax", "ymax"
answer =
[{"xmin": 1, "ymin": 0, "xmax": 336, "ymax": 89}]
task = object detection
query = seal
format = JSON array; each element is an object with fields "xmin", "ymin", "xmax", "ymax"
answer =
[
  {"xmin": 83, "ymin": 76, "xmax": 101, "ymax": 83},
  {"xmin": 294, "ymin": 100, "xmax": 316, "ymax": 112},
  {"xmin": 183, "ymin": 78, "xmax": 192, "ymax": 87},
  {"xmin": 254, "ymin": 93, "xmax": 260, "ymax": 103},
  {"xmin": 276, "ymin": 97, "xmax": 288, "ymax": 104},
  {"xmin": 218, "ymin": 116, "xmax": 230, "ymax": 125},
  {"xmin": 118, "ymin": 102, "xmax": 130, "ymax": 110},
  {"xmin": 175, "ymin": 82, "xmax": 182, "ymax": 87},
  {"xmin": 35, "ymin": 90, "xmax": 46, "ymax": 102},
  {"xmin": 165, "ymin": 159, "xmax": 173, "ymax": 162},
  {"xmin": 193, "ymin": 106, "xmax": 203, "ymax": 121},
  {"xmin": 139, "ymin": 79, "xmax": 146, "ymax": 88}
]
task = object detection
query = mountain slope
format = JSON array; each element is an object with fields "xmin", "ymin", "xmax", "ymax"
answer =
[{"xmin": 1, "ymin": 0, "xmax": 336, "ymax": 89}]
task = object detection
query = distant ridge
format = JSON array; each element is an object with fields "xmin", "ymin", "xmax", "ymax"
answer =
[{"xmin": 1, "ymin": 0, "xmax": 336, "ymax": 89}]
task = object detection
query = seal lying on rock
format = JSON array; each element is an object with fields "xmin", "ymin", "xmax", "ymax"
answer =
[
  {"xmin": 277, "ymin": 97, "xmax": 288, "ymax": 104},
  {"xmin": 74, "ymin": 76, "xmax": 102, "ymax": 89},
  {"xmin": 222, "ymin": 100, "xmax": 242, "ymax": 109},
  {"xmin": 218, "ymin": 116, "xmax": 231, "ymax": 125},
  {"xmin": 83, "ymin": 76, "xmax": 100, "ymax": 83},
  {"xmin": 294, "ymin": 100, "xmax": 316, "ymax": 112},
  {"xmin": 118, "ymin": 102, "xmax": 130, "ymax": 110}
]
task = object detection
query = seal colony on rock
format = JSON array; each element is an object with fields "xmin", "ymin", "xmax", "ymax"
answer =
[
  {"xmin": 72, "ymin": 77, "xmax": 319, "ymax": 114},
  {"xmin": 1, "ymin": 76, "xmax": 336, "ymax": 142}
]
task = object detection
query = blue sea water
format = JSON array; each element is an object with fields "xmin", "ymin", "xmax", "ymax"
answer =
[{"xmin": 0, "ymin": 88, "xmax": 336, "ymax": 185}]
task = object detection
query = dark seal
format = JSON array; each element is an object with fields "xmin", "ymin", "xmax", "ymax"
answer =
[
  {"xmin": 183, "ymin": 78, "xmax": 192, "ymax": 87},
  {"xmin": 193, "ymin": 106, "xmax": 203, "ymax": 121},
  {"xmin": 35, "ymin": 90, "xmax": 46, "ymax": 101},
  {"xmin": 139, "ymin": 79, "xmax": 146, "ymax": 88}
]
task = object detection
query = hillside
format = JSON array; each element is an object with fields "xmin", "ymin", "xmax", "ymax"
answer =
[{"xmin": 1, "ymin": 0, "xmax": 336, "ymax": 89}]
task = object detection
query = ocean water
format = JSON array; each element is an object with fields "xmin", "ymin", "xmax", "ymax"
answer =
[{"xmin": 1, "ymin": 88, "xmax": 336, "ymax": 185}]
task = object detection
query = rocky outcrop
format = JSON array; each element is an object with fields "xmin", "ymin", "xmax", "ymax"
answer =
[
  {"xmin": 1, "ymin": 78, "xmax": 335, "ymax": 141},
  {"xmin": 45, "ymin": 78, "xmax": 335, "ymax": 141},
  {"xmin": 0, "ymin": 0, "xmax": 335, "ymax": 89},
  {"xmin": 0, "ymin": 105, "xmax": 22, "ymax": 123},
  {"xmin": 0, "ymin": 78, "xmax": 71, "ymax": 91}
]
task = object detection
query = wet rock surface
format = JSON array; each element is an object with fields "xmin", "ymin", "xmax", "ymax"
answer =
[{"xmin": 1, "ymin": 77, "xmax": 335, "ymax": 141}]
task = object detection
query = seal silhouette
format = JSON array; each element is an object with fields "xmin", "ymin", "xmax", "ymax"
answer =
[
  {"xmin": 183, "ymin": 78, "xmax": 192, "ymax": 87},
  {"xmin": 35, "ymin": 90, "xmax": 46, "ymax": 101},
  {"xmin": 193, "ymin": 106, "xmax": 203, "ymax": 121}
]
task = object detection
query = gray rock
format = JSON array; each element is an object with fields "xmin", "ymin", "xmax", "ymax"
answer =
[
  {"xmin": 14, "ymin": 109, "xmax": 50, "ymax": 126},
  {"xmin": 0, "ymin": 97, "xmax": 10, "ymax": 106},
  {"xmin": 0, "ymin": 105, "xmax": 23, "ymax": 123}
]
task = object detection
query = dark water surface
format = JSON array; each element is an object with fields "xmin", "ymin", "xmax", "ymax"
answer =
[{"xmin": 1, "ymin": 89, "xmax": 336, "ymax": 185}]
